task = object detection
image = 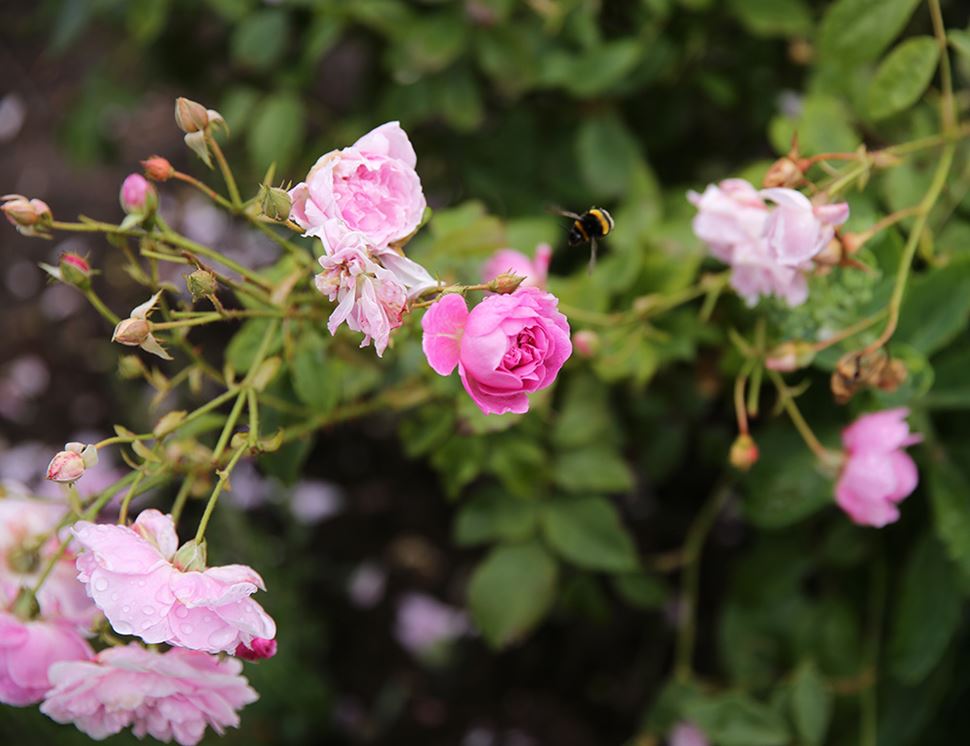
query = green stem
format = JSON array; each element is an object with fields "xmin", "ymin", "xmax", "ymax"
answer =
[
  {"xmin": 767, "ymin": 369, "xmax": 834, "ymax": 462},
  {"xmin": 194, "ymin": 443, "xmax": 248, "ymax": 543},
  {"xmin": 211, "ymin": 392, "xmax": 246, "ymax": 464},
  {"xmin": 247, "ymin": 388, "xmax": 260, "ymax": 445},
  {"xmin": 171, "ymin": 476, "xmax": 195, "ymax": 524},
  {"xmin": 152, "ymin": 314, "xmax": 222, "ymax": 330},
  {"xmin": 83, "ymin": 289, "xmax": 120, "ymax": 325},
  {"xmin": 206, "ymin": 134, "xmax": 242, "ymax": 209},
  {"xmin": 172, "ymin": 171, "xmax": 235, "ymax": 211},
  {"xmin": 117, "ymin": 469, "xmax": 146, "ymax": 524}
]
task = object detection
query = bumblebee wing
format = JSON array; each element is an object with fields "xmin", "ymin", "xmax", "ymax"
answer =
[{"xmin": 545, "ymin": 204, "xmax": 583, "ymax": 221}]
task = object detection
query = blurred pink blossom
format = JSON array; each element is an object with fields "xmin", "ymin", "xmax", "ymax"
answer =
[
  {"xmin": 669, "ymin": 721, "xmax": 709, "ymax": 746},
  {"xmin": 395, "ymin": 593, "xmax": 469, "ymax": 656},
  {"xmin": 482, "ymin": 244, "xmax": 552, "ymax": 289},
  {"xmin": 761, "ymin": 188, "xmax": 849, "ymax": 266},
  {"xmin": 0, "ymin": 613, "xmax": 92, "ymax": 706},
  {"xmin": 835, "ymin": 408, "xmax": 921, "ymax": 527}
]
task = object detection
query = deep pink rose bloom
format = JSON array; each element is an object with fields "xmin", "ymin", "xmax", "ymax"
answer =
[
  {"xmin": 670, "ymin": 722, "xmax": 709, "ymax": 746},
  {"xmin": 71, "ymin": 510, "xmax": 276, "ymax": 654},
  {"xmin": 422, "ymin": 287, "xmax": 572, "ymax": 415},
  {"xmin": 482, "ymin": 244, "xmax": 553, "ymax": 289},
  {"xmin": 41, "ymin": 644, "xmax": 258, "ymax": 746},
  {"xmin": 760, "ymin": 188, "xmax": 849, "ymax": 266},
  {"xmin": 835, "ymin": 408, "xmax": 921, "ymax": 527},
  {"xmin": 120, "ymin": 173, "xmax": 155, "ymax": 214},
  {"xmin": 0, "ymin": 613, "xmax": 92, "ymax": 706},
  {"xmin": 235, "ymin": 637, "xmax": 277, "ymax": 661},
  {"xmin": 289, "ymin": 121, "xmax": 426, "ymax": 250}
]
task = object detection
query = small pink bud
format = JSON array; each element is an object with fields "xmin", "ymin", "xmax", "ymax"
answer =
[
  {"xmin": 59, "ymin": 252, "xmax": 91, "ymax": 288},
  {"xmin": 120, "ymin": 173, "xmax": 157, "ymax": 215},
  {"xmin": 112, "ymin": 317, "xmax": 151, "ymax": 346},
  {"xmin": 235, "ymin": 637, "xmax": 277, "ymax": 661},
  {"xmin": 46, "ymin": 442, "xmax": 98, "ymax": 483},
  {"xmin": 573, "ymin": 330, "xmax": 600, "ymax": 358},
  {"xmin": 2, "ymin": 194, "xmax": 52, "ymax": 236},
  {"xmin": 729, "ymin": 434, "xmax": 759, "ymax": 471},
  {"xmin": 174, "ymin": 97, "xmax": 210, "ymax": 133},
  {"xmin": 488, "ymin": 272, "xmax": 525, "ymax": 295},
  {"xmin": 142, "ymin": 155, "xmax": 174, "ymax": 182}
]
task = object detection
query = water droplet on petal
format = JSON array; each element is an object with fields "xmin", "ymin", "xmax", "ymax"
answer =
[
  {"xmin": 93, "ymin": 577, "xmax": 109, "ymax": 592},
  {"xmin": 110, "ymin": 592, "xmax": 119, "ymax": 602},
  {"xmin": 207, "ymin": 627, "xmax": 235, "ymax": 650},
  {"xmin": 180, "ymin": 623, "xmax": 194, "ymax": 635},
  {"xmin": 174, "ymin": 606, "xmax": 189, "ymax": 619},
  {"xmin": 122, "ymin": 605, "xmax": 131, "ymax": 613},
  {"xmin": 142, "ymin": 606, "xmax": 155, "ymax": 616},
  {"xmin": 114, "ymin": 621, "xmax": 133, "ymax": 635}
]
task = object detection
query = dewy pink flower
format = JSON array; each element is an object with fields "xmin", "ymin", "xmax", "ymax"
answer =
[
  {"xmin": 41, "ymin": 643, "xmax": 258, "ymax": 746},
  {"xmin": 422, "ymin": 287, "xmax": 572, "ymax": 415},
  {"xmin": 482, "ymin": 244, "xmax": 553, "ymax": 289},
  {"xmin": 71, "ymin": 509, "xmax": 276, "ymax": 654},
  {"xmin": 313, "ymin": 218, "xmax": 437, "ymax": 356},
  {"xmin": 760, "ymin": 188, "xmax": 849, "ymax": 266},
  {"xmin": 835, "ymin": 408, "xmax": 922, "ymax": 527},
  {"xmin": 289, "ymin": 121, "xmax": 426, "ymax": 250},
  {"xmin": 0, "ymin": 613, "xmax": 92, "ymax": 706}
]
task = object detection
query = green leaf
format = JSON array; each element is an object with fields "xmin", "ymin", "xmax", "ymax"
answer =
[
  {"xmin": 889, "ymin": 532, "xmax": 962, "ymax": 683},
  {"xmin": 612, "ymin": 572, "xmax": 667, "ymax": 609},
  {"xmin": 683, "ymin": 693, "xmax": 790, "ymax": 746},
  {"xmin": 247, "ymin": 93, "xmax": 306, "ymax": 172},
  {"xmin": 231, "ymin": 9, "xmax": 289, "ymax": 72},
  {"xmin": 290, "ymin": 333, "xmax": 339, "ymax": 413},
  {"xmin": 790, "ymin": 662, "xmax": 832, "ymax": 746},
  {"xmin": 928, "ymin": 458, "xmax": 970, "ymax": 586},
  {"xmin": 541, "ymin": 497, "xmax": 638, "ymax": 572},
  {"xmin": 576, "ymin": 112, "xmax": 641, "ymax": 200},
  {"xmin": 894, "ymin": 256, "xmax": 970, "ymax": 355},
  {"xmin": 949, "ymin": 29, "xmax": 970, "ymax": 62},
  {"xmin": 727, "ymin": 0, "xmax": 812, "ymax": 37},
  {"xmin": 454, "ymin": 490, "xmax": 540, "ymax": 546},
  {"xmin": 226, "ymin": 319, "xmax": 283, "ymax": 373},
  {"xmin": 553, "ymin": 446, "xmax": 634, "ymax": 494},
  {"xmin": 867, "ymin": 37, "xmax": 941, "ymax": 120},
  {"xmin": 818, "ymin": 0, "xmax": 923, "ymax": 64},
  {"xmin": 467, "ymin": 542, "xmax": 558, "ymax": 648}
]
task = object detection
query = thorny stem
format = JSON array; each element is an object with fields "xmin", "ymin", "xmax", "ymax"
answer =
[{"xmin": 767, "ymin": 369, "xmax": 834, "ymax": 462}]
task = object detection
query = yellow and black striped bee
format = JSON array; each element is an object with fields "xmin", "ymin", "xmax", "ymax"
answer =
[{"xmin": 557, "ymin": 207, "xmax": 614, "ymax": 272}]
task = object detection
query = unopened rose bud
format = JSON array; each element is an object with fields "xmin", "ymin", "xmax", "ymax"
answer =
[
  {"xmin": 235, "ymin": 637, "xmax": 277, "ymax": 661},
  {"xmin": 763, "ymin": 156, "xmax": 803, "ymax": 188},
  {"xmin": 814, "ymin": 237, "xmax": 843, "ymax": 267},
  {"xmin": 173, "ymin": 539, "xmax": 207, "ymax": 572},
  {"xmin": 120, "ymin": 173, "xmax": 158, "ymax": 215},
  {"xmin": 174, "ymin": 97, "xmax": 210, "ymax": 133},
  {"xmin": 118, "ymin": 355, "xmax": 146, "ymax": 379},
  {"xmin": 112, "ymin": 317, "xmax": 151, "ymax": 347},
  {"xmin": 186, "ymin": 268, "xmax": 217, "ymax": 301},
  {"xmin": 58, "ymin": 252, "xmax": 92, "ymax": 289},
  {"xmin": 573, "ymin": 330, "xmax": 600, "ymax": 358},
  {"xmin": 142, "ymin": 155, "xmax": 174, "ymax": 182},
  {"xmin": 11, "ymin": 587, "xmax": 39, "ymax": 621},
  {"xmin": 2, "ymin": 194, "xmax": 52, "ymax": 237},
  {"xmin": 765, "ymin": 341, "xmax": 815, "ymax": 372},
  {"xmin": 841, "ymin": 231, "xmax": 870, "ymax": 255},
  {"xmin": 729, "ymin": 434, "xmax": 759, "ymax": 471},
  {"xmin": 7, "ymin": 545, "xmax": 41, "ymax": 574},
  {"xmin": 488, "ymin": 272, "xmax": 525, "ymax": 295},
  {"xmin": 258, "ymin": 184, "xmax": 292, "ymax": 221},
  {"xmin": 46, "ymin": 442, "xmax": 98, "ymax": 483},
  {"xmin": 877, "ymin": 358, "xmax": 907, "ymax": 393}
]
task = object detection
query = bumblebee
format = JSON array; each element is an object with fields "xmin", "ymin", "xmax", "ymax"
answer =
[{"xmin": 557, "ymin": 207, "xmax": 614, "ymax": 271}]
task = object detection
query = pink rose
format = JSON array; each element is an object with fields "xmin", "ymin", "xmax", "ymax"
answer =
[
  {"xmin": 482, "ymin": 244, "xmax": 553, "ymax": 290},
  {"xmin": 289, "ymin": 121, "xmax": 426, "ymax": 250},
  {"xmin": 71, "ymin": 509, "xmax": 276, "ymax": 654},
  {"xmin": 0, "ymin": 614, "xmax": 92, "ymax": 706},
  {"xmin": 41, "ymin": 643, "xmax": 258, "ymax": 746},
  {"xmin": 235, "ymin": 637, "xmax": 277, "ymax": 661},
  {"xmin": 835, "ymin": 408, "xmax": 921, "ymax": 527},
  {"xmin": 670, "ymin": 722, "xmax": 709, "ymax": 746},
  {"xmin": 760, "ymin": 188, "xmax": 849, "ymax": 266},
  {"xmin": 729, "ymin": 239, "xmax": 809, "ymax": 308},
  {"xmin": 422, "ymin": 287, "xmax": 572, "ymax": 415}
]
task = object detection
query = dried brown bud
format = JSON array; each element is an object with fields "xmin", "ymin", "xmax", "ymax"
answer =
[
  {"xmin": 488, "ymin": 272, "xmax": 525, "ymax": 295},
  {"xmin": 142, "ymin": 155, "xmax": 175, "ymax": 182},
  {"xmin": 175, "ymin": 97, "xmax": 210, "ymax": 134},
  {"xmin": 763, "ymin": 156, "xmax": 803, "ymax": 188},
  {"xmin": 814, "ymin": 237, "xmax": 843, "ymax": 267},
  {"xmin": 729, "ymin": 434, "xmax": 759, "ymax": 471},
  {"xmin": 831, "ymin": 348, "xmax": 900, "ymax": 404}
]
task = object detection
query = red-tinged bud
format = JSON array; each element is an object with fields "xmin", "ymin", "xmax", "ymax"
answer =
[
  {"xmin": 763, "ymin": 156, "xmax": 803, "ymax": 188},
  {"xmin": 142, "ymin": 155, "xmax": 175, "ymax": 182},
  {"xmin": 47, "ymin": 442, "xmax": 98, "ymax": 483},
  {"xmin": 488, "ymin": 272, "xmax": 525, "ymax": 295},
  {"xmin": 841, "ymin": 231, "xmax": 871, "ymax": 255},
  {"xmin": 235, "ymin": 637, "xmax": 277, "ymax": 661},
  {"xmin": 120, "ymin": 173, "xmax": 158, "ymax": 215},
  {"xmin": 59, "ymin": 252, "xmax": 91, "ymax": 288},
  {"xmin": 573, "ymin": 330, "xmax": 600, "ymax": 358},
  {"xmin": 765, "ymin": 341, "xmax": 815, "ymax": 372},
  {"xmin": 2, "ymin": 194, "xmax": 52, "ymax": 237},
  {"xmin": 174, "ymin": 97, "xmax": 209, "ymax": 134},
  {"xmin": 729, "ymin": 434, "xmax": 759, "ymax": 471},
  {"xmin": 173, "ymin": 539, "xmax": 207, "ymax": 572},
  {"xmin": 112, "ymin": 317, "xmax": 151, "ymax": 347},
  {"xmin": 814, "ymin": 237, "xmax": 843, "ymax": 267}
]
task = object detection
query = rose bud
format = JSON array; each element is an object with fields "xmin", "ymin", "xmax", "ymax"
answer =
[
  {"xmin": 2, "ymin": 194, "xmax": 52, "ymax": 237},
  {"xmin": 235, "ymin": 637, "xmax": 277, "ymax": 661},
  {"xmin": 765, "ymin": 341, "xmax": 815, "ymax": 372},
  {"xmin": 573, "ymin": 330, "xmax": 600, "ymax": 358},
  {"xmin": 58, "ymin": 253, "xmax": 91, "ymax": 289},
  {"xmin": 120, "ymin": 173, "xmax": 158, "ymax": 215},
  {"xmin": 762, "ymin": 156, "xmax": 803, "ymax": 189},
  {"xmin": 173, "ymin": 539, "xmax": 207, "ymax": 572},
  {"xmin": 112, "ymin": 317, "xmax": 151, "ymax": 347},
  {"xmin": 258, "ymin": 184, "xmax": 292, "ymax": 221},
  {"xmin": 174, "ymin": 97, "xmax": 210, "ymax": 133},
  {"xmin": 729, "ymin": 434, "xmax": 759, "ymax": 471},
  {"xmin": 142, "ymin": 155, "xmax": 174, "ymax": 182},
  {"xmin": 185, "ymin": 269, "xmax": 218, "ymax": 301},
  {"xmin": 47, "ymin": 442, "xmax": 98, "ymax": 483},
  {"xmin": 487, "ymin": 272, "xmax": 525, "ymax": 295}
]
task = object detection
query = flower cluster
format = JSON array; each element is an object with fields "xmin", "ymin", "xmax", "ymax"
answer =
[{"xmin": 688, "ymin": 179, "xmax": 849, "ymax": 307}]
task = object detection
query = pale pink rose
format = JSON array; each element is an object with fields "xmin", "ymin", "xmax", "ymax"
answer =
[
  {"xmin": 835, "ymin": 408, "xmax": 921, "ymax": 527},
  {"xmin": 760, "ymin": 188, "xmax": 849, "ymax": 266},
  {"xmin": 289, "ymin": 121, "xmax": 426, "ymax": 249},
  {"xmin": 235, "ymin": 637, "xmax": 277, "ymax": 661},
  {"xmin": 729, "ymin": 239, "xmax": 809, "ymax": 308},
  {"xmin": 71, "ymin": 509, "xmax": 276, "ymax": 654},
  {"xmin": 395, "ymin": 593, "xmax": 469, "ymax": 656},
  {"xmin": 482, "ymin": 244, "xmax": 553, "ymax": 289},
  {"xmin": 313, "ymin": 219, "xmax": 437, "ymax": 357},
  {"xmin": 687, "ymin": 179, "xmax": 768, "ymax": 263},
  {"xmin": 422, "ymin": 287, "xmax": 572, "ymax": 415},
  {"xmin": 41, "ymin": 643, "xmax": 258, "ymax": 746},
  {"xmin": 0, "ymin": 613, "xmax": 93, "ymax": 705},
  {"xmin": 120, "ymin": 173, "xmax": 156, "ymax": 214},
  {"xmin": 669, "ymin": 721, "xmax": 709, "ymax": 746}
]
